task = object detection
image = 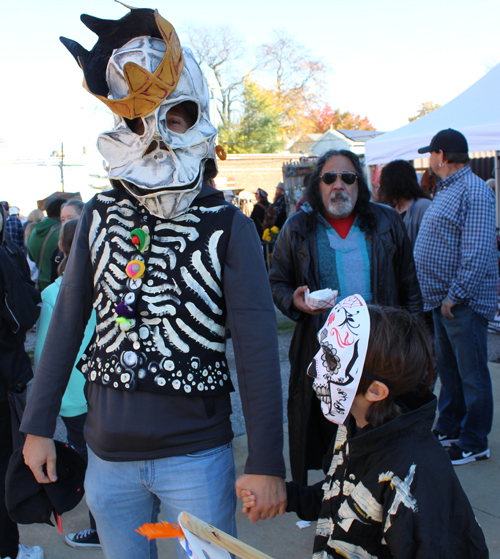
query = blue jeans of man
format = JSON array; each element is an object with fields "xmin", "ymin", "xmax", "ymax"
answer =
[
  {"xmin": 433, "ymin": 304, "xmax": 493, "ymax": 453},
  {"xmin": 85, "ymin": 443, "xmax": 236, "ymax": 559}
]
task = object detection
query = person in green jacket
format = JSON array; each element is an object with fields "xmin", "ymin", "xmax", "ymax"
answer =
[{"xmin": 27, "ymin": 197, "xmax": 65, "ymax": 291}]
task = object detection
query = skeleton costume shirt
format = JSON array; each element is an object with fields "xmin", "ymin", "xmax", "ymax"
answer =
[
  {"xmin": 20, "ymin": 8, "xmax": 285, "ymax": 474},
  {"xmin": 286, "ymin": 392, "xmax": 488, "ymax": 558}
]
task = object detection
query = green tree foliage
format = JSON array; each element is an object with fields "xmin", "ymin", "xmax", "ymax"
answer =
[
  {"xmin": 408, "ymin": 101, "xmax": 441, "ymax": 122},
  {"xmin": 222, "ymin": 80, "xmax": 284, "ymax": 154}
]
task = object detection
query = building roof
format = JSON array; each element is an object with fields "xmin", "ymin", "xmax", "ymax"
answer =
[
  {"xmin": 288, "ymin": 134, "xmax": 323, "ymax": 154},
  {"xmin": 336, "ymin": 129, "xmax": 384, "ymax": 142}
]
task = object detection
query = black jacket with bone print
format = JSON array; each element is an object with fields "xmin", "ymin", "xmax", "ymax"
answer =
[
  {"xmin": 79, "ymin": 187, "xmax": 234, "ymax": 395},
  {"xmin": 20, "ymin": 184, "xmax": 285, "ymax": 477},
  {"xmin": 286, "ymin": 391, "xmax": 488, "ymax": 558}
]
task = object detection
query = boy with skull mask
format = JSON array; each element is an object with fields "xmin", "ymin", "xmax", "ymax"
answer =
[
  {"xmin": 240, "ymin": 298, "xmax": 488, "ymax": 558},
  {"xmin": 21, "ymin": 8, "xmax": 286, "ymax": 558}
]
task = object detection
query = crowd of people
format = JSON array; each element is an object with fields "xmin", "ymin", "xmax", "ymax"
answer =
[
  {"xmin": 0, "ymin": 196, "xmax": 93, "ymax": 558},
  {"xmin": 0, "ymin": 5, "xmax": 496, "ymax": 559}
]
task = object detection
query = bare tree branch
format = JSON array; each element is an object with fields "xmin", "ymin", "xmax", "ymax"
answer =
[
  {"xmin": 258, "ymin": 29, "xmax": 329, "ymax": 140},
  {"xmin": 182, "ymin": 24, "xmax": 260, "ymax": 129}
]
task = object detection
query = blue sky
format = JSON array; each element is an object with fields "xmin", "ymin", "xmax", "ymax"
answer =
[{"xmin": 2, "ymin": 0, "xmax": 499, "ymax": 155}]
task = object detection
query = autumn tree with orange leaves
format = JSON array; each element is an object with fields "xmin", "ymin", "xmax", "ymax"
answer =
[
  {"xmin": 408, "ymin": 101, "xmax": 441, "ymax": 122},
  {"xmin": 307, "ymin": 104, "xmax": 375, "ymax": 133},
  {"xmin": 182, "ymin": 25, "xmax": 376, "ymax": 151}
]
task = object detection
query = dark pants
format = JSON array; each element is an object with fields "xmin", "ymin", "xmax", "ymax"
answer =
[
  {"xmin": 0, "ymin": 399, "xmax": 19, "ymax": 558},
  {"xmin": 433, "ymin": 305, "xmax": 493, "ymax": 452},
  {"xmin": 61, "ymin": 413, "xmax": 96, "ymax": 531}
]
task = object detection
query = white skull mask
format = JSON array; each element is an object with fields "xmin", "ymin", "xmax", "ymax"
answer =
[
  {"xmin": 97, "ymin": 38, "xmax": 218, "ymax": 219},
  {"xmin": 307, "ymin": 295, "xmax": 370, "ymax": 425}
]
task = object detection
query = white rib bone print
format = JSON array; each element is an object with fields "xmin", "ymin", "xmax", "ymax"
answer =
[{"xmin": 90, "ymin": 203, "xmax": 228, "ymax": 360}]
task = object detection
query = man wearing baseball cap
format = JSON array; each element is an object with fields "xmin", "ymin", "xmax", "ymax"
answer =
[{"xmin": 414, "ymin": 128, "xmax": 498, "ymax": 465}]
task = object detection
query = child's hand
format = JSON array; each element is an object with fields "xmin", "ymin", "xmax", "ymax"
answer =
[
  {"xmin": 235, "ymin": 474, "xmax": 287, "ymax": 522},
  {"xmin": 239, "ymin": 489, "xmax": 256, "ymax": 514}
]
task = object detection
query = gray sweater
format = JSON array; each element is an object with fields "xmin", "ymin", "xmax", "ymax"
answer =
[{"xmin": 403, "ymin": 197, "xmax": 432, "ymax": 247}]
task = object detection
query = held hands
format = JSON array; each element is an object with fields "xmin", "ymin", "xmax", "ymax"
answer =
[
  {"xmin": 23, "ymin": 434, "xmax": 57, "ymax": 484},
  {"xmin": 240, "ymin": 490, "xmax": 257, "ymax": 514},
  {"xmin": 235, "ymin": 474, "xmax": 287, "ymax": 522},
  {"xmin": 293, "ymin": 286, "xmax": 325, "ymax": 316}
]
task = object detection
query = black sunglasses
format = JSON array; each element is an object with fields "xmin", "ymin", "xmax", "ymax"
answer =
[{"xmin": 320, "ymin": 172, "xmax": 358, "ymax": 185}]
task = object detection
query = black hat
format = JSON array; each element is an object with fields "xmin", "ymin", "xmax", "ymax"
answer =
[
  {"xmin": 6, "ymin": 441, "xmax": 86, "ymax": 531},
  {"xmin": 417, "ymin": 128, "xmax": 468, "ymax": 154}
]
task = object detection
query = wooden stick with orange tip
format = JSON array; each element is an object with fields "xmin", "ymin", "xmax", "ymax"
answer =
[{"xmin": 136, "ymin": 520, "xmax": 184, "ymax": 541}]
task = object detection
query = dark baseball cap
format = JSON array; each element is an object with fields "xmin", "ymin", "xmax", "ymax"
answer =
[
  {"xmin": 418, "ymin": 128, "xmax": 468, "ymax": 154},
  {"xmin": 6, "ymin": 441, "xmax": 86, "ymax": 531}
]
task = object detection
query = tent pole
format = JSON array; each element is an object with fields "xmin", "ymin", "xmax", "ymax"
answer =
[
  {"xmin": 365, "ymin": 159, "xmax": 373, "ymax": 196},
  {"xmin": 496, "ymin": 151, "xmax": 500, "ymax": 229}
]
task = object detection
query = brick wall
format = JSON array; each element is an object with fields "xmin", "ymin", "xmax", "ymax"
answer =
[{"xmin": 215, "ymin": 153, "xmax": 291, "ymax": 200}]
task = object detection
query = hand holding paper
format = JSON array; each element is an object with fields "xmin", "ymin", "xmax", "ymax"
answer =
[{"xmin": 293, "ymin": 286, "xmax": 332, "ymax": 315}]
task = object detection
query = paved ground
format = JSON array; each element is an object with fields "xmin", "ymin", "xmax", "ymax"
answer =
[
  {"xmin": 488, "ymin": 327, "xmax": 500, "ymax": 362},
  {"xmin": 20, "ymin": 312, "xmax": 500, "ymax": 557}
]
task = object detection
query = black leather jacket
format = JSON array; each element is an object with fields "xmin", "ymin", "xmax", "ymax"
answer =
[
  {"xmin": 0, "ymin": 206, "xmax": 40, "ymax": 403},
  {"xmin": 269, "ymin": 203, "xmax": 423, "ymax": 485},
  {"xmin": 286, "ymin": 392, "xmax": 488, "ymax": 558}
]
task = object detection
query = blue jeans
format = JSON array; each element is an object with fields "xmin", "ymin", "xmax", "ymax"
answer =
[
  {"xmin": 433, "ymin": 305, "xmax": 493, "ymax": 452},
  {"xmin": 85, "ymin": 443, "xmax": 237, "ymax": 559}
]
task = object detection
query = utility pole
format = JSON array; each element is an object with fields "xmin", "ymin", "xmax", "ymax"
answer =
[
  {"xmin": 59, "ymin": 143, "xmax": 65, "ymax": 192},
  {"xmin": 39, "ymin": 143, "xmax": 83, "ymax": 190}
]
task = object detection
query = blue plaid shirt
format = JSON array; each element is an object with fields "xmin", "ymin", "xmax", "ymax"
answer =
[
  {"xmin": 414, "ymin": 166, "xmax": 498, "ymax": 320},
  {"xmin": 5, "ymin": 215, "xmax": 25, "ymax": 251}
]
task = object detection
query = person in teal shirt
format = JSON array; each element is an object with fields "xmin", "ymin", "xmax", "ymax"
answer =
[{"xmin": 34, "ymin": 218, "xmax": 100, "ymax": 549}]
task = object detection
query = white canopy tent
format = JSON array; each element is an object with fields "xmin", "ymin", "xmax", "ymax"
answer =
[{"xmin": 365, "ymin": 62, "xmax": 500, "ymax": 165}]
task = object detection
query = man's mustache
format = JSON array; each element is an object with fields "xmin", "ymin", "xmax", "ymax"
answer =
[{"xmin": 330, "ymin": 192, "xmax": 350, "ymax": 202}]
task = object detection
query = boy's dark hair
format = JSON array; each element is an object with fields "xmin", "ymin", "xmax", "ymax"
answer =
[
  {"xmin": 357, "ymin": 306, "xmax": 433, "ymax": 428},
  {"xmin": 203, "ymin": 158, "xmax": 218, "ymax": 182},
  {"xmin": 44, "ymin": 197, "xmax": 66, "ymax": 219}
]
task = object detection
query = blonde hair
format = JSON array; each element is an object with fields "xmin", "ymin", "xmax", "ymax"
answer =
[
  {"xmin": 25, "ymin": 209, "xmax": 44, "ymax": 246},
  {"xmin": 27, "ymin": 209, "xmax": 44, "ymax": 223}
]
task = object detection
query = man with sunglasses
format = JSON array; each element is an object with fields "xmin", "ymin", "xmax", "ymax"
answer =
[{"xmin": 270, "ymin": 149, "xmax": 422, "ymax": 486}]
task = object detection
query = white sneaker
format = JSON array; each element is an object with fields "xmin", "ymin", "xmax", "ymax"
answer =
[{"xmin": 15, "ymin": 544, "xmax": 44, "ymax": 559}]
